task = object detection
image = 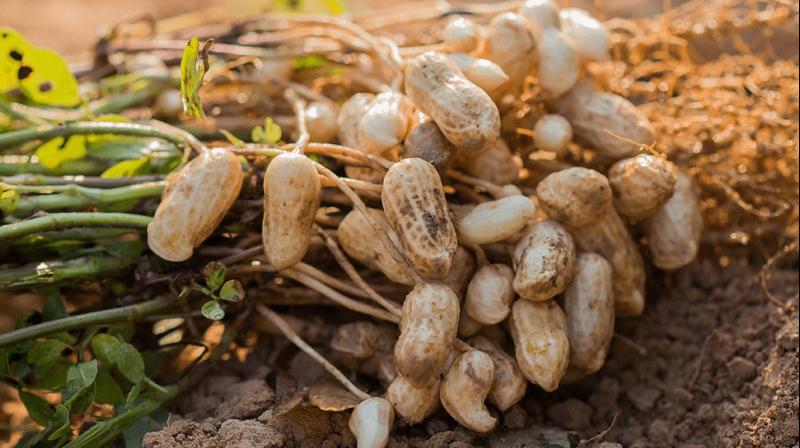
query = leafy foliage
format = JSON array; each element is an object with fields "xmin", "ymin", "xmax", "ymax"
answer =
[
  {"xmin": 180, "ymin": 37, "xmax": 211, "ymax": 119},
  {"xmin": 251, "ymin": 117, "xmax": 282, "ymax": 144},
  {"xmin": 195, "ymin": 261, "xmax": 246, "ymax": 320}
]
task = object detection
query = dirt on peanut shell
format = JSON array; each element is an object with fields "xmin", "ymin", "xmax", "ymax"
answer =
[{"xmin": 142, "ymin": 257, "xmax": 799, "ymax": 448}]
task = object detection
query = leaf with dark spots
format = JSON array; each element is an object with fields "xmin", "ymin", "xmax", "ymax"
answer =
[{"xmin": 17, "ymin": 65, "xmax": 32, "ymax": 80}]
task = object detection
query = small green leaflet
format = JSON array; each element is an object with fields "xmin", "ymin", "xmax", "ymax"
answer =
[
  {"xmin": 90, "ymin": 334, "xmax": 145, "ymax": 383},
  {"xmin": 203, "ymin": 261, "xmax": 227, "ymax": 291},
  {"xmin": 95, "ymin": 372, "xmax": 124, "ymax": 405},
  {"xmin": 219, "ymin": 279, "xmax": 245, "ymax": 302},
  {"xmin": 91, "ymin": 333, "xmax": 120, "ymax": 366},
  {"xmin": 62, "ymin": 360, "xmax": 98, "ymax": 407},
  {"xmin": 201, "ymin": 300, "xmax": 225, "ymax": 320},
  {"xmin": 34, "ymin": 136, "xmax": 87, "ymax": 170},
  {"xmin": 101, "ymin": 157, "xmax": 151, "ymax": 178},
  {"xmin": 180, "ymin": 37, "xmax": 212, "ymax": 119},
  {"xmin": 19, "ymin": 391, "xmax": 54, "ymax": 426},
  {"xmin": 251, "ymin": 117, "xmax": 282, "ymax": 144},
  {"xmin": 0, "ymin": 184, "xmax": 19, "ymax": 214}
]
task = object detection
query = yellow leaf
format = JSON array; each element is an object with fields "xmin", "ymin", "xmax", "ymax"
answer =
[
  {"xmin": 0, "ymin": 27, "xmax": 32, "ymax": 92},
  {"xmin": 18, "ymin": 47, "xmax": 80, "ymax": 107}
]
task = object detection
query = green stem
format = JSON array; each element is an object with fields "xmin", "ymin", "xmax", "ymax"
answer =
[
  {"xmin": 0, "ymin": 156, "xmax": 106, "ymax": 176},
  {"xmin": 13, "ymin": 228, "xmax": 134, "ymax": 246},
  {"xmin": 2, "ymin": 174, "xmax": 166, "ymax": 187},
  {"xmin": 0, "ymin": 122, "xmax": 184, "ymax": 150},
  {"xmin": 10, "ymin": 182, "xmax": 165, "ymax": 216},
  {"xmin": 0, "ymin": 297, "xmax": 174, "ymax": 348},
  {"xmin": 0, "ymin": 212, "xmax": 151, "ymax": 240},
  {"xmin": 0, "ymin": 254, "xmax": 137, "ymax": 289}
]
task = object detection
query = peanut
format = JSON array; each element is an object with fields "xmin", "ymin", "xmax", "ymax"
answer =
[
  {"xmin": 608, "ymin": 154, "xmax": 678, "ymax": 223},
  {"xmin": 349, "ymin": 397, "xmax": 394, "ymax": 448},
  {"xmin": 440, "ymin": 350, "xmax": 497, "ymax": 433},
  {"xmin": 518, "ymin": 0, "xmax": 561, "ymax": 36},
  {"xmin": 455, "ymin": 195, "xmax": 536, "ymax": 245},
  {"xmin": 262, "ymin": 153, "xmax": 321, "ymax": 270},
  {"xmin": 469, "ymin": 335, "xmax": 527, "ymax": 412},
  {"xmin": 382, "ymin": 158, "xmax": 457, "ymax": 279},
  {"xmin": 554, "ymin": 80, "xmax": 655, "ymax": 160},
  {"xmin": 464, "ymin": 263, "xmax": 515, "ymax": 325},
  {"xmin": 338, "ymin": 207, "xmax": 415, "ymax": 285},
  {"xmin": 405, "ymin": 51, "xmax": 500, "ymax": 153},
  {"xmin": 394, "ymin": 282, "xmax": 460, "ymax": 387},
  {"xmin": 357, "ymin": 92, "xmax": 414, "ymax": 155},
  {"xmin": 642, "ymin": 172, "xmax": 703, "ymax": 270},
  {"xmin": 571, "ymin": 209, "xmax": 646, "ymax": 316},
  {"xmin": 305, "ymin": 101, "xmax": 339, "ymax": 143},
  {"xmin": 402, "ymin": 119, "xmax": 453, "ymax": 173},
  {"xmin": 533, "ymin": 114, "xmax": 573, "ymax": 154},
  {"xmin": 459, "ymin": 138, "xmax": 520, "ymax": 186},
  {"xmin": 480, "ymin": 12, "xmax": 537, "ymax": 96},
  {"xmin": 458, "ymin": 311, "xmax": 484, "ymax": 338},
  {"xmin": 331, "ymin": 321, "xmax": 398, "ymax": 385},
  {"xmin": 509, "ymin": 299, "xmax": 569, "ymax": 391},
  {"xmin": 148, "ymin": 148, "xmax": 243, "ymax": 262},
  {"xmin": 442, "ymin": 16, "xmax": 480, "ymax": 53},
  {"xmin": 537, "ymin": 28, "xmax": 580, "ymax": 96},
  {"xmin": 536, "ymin": 167, "xmax": 613, "ymax": 228},
  {"xmin": 443, "ymin": 246, "xmax": 477, "ymax": 300},
  {"xmin": 563, "ymin": 252, "xmax": 615, "ymax": 374},
  {"xmin": 512, "ymin": 220, "xmax": 576, "ymax": 301},
  {"xmin": 559, "ymin": 8, "xmax": 609, "ymax": 62},
  {"xmin": 446, "ymin": 53, "xmax": 510, "ymax": 94},
  {"xmin": 338, "ymin": 93, "xmax": 374, "ymax": 149},
  {"xmin": 386, "ymin": 374, "xmax": 440, "ymax": 424}
]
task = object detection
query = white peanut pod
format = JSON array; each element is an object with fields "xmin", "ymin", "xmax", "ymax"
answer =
[
  {"xmin": 571, "ymin": 209, "xmax": 646, "ymax": 316},
  {"xmin": 455, "ymin": 195, "xmax": 536, "ymax": 245},
  {"xmin": 386, "ymin": 374, "xmax": 440, "ymax": 424},
  {"xmin": 337, "ymin": 93, "xmax": 374, "ymax": 149},
  {"xmin": 459, "ymin": 138, "xmax": 520, "ymax": 186},
  {"xmin": 509, "ymin": 299, "xmax": 570, "ymax": 391},
  {"xmin": 402, "ymin": 119, "xmax": 453, "ymax": 173},
  {"xmin": 559, "ymin": 8, "xmax": 609, "ymax": 62},
  {"xmin": 338, "ymin": 208, "xmax": 415, "ymax": 285},
  {"xmin": 642, "ymin": 172, "xmax": 703, "ymax": 270},
  {"xmin": 394, "ymin": 283, "xmax": 460, "ymax": 387},
  {"xmin": 349, "ymin": 397, "xmax": 393, "ymax": 448},
  {"xmin": 469, "ymin": 335, "xmax": 527, "ymax": 412},
  {"xmin": 563, "ymin": 252, "xmax": 615, "ymax": 374},
  {"xmin": 148, "ymin": 148, "xmax": 243, "ymax": 262},
  {"xmin": 443, "ymin": 246, "xmax": 477, "ymax": 300},
  {"xmin": 357, "ymin": 92, "xmax": 414, "ymax": 155},
  {"xmin": 446, "ymin": 53, "xmax": 510, "ymax": 93},
  {"xmin": 533, "ymin": 114, "xmax": 573, "ymax": 154},
  {"xmin": 464, "ymin": 264, "xmax": 515, "ymax": 325},
  {"xmin": 480, "ymin": 12, "xmax": 538, "ymax": 96},
  {"xmin": 458, "ymin": 311, "xmax": 484, "ymax": 338},
  {"xmin": 305, "ymin": 101, "xmax": 339, "ymax": 143},
  {"xmin": 405, "ymin": 51, "xmax": 500, "ymax": 153},
  {"xmin": 608, "ymin": 154, "xmax": 678, "ymax": 223},
  {"xmin": 382, "ymin": 158, "xmax": 457, "ymax": 279},
  {"xmin": 442, "ymin": 16, "xmax": 480, "ymax": 53},
  {"xmin": 512, "ymin": 220, "xmax": 576, "ymax": 301},
  {"xmin": 537, "ymin": 28, "xmax": 580, "ymax": 96},
  {"xmin": 554, "ymin": 80, "xmax": 655, "ymax": 160},
  {"xmin": 440, "ymin": 350, "xmax": 497, "ymax": 433},
  {"xmin": 518, "ymin": 0, "xmax": 561, "ymax": 36},
  {"xmin": 262, "ymin": 153, "xmax": 321, "ymax": 270},
  {"xmin": 536, "ymin": 167, "xmax": 613, "ymax": 228}
]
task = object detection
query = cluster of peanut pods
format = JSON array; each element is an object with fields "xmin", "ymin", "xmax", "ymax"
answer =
[{"xmin": 145, "ymin": 0, "xmax": 702, "ymax": 445}]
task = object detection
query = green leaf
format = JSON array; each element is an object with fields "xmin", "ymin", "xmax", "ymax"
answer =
[
  {"xmin": 201, "ymin": 300, "xmax": 225, "ymax": 321},
  {"xmin": 251, "ymin": 117, "xmax": 282, "ymax": 144},
  {"xmin": 35, "ymin": 362, "xmax": 69, "ymax": 391},
  {"xmin": 27, "ymin": 339, "xmax": 71, "ymax": 375},
  {"xmin": 219, "ymin": 279, "xmax": 245, "ymax": 302},
  {"xmin": 47, "ymin": 404, "xmax": 71, "ymax": 441},
  {"xmin": 0, "ymin": 184, "xmax": 19, "ymax": 214},
  {"xmin": 180, "ymin": 37, "xmax": 211, "ymax": 119},
  {"xmin": 126, "ymin": 381, "xmax": 143, "ymax": 406},
  {"xmin": 0, "ymin": 27, "xmax": 33, "ymax": 92},
  {"xmin": 17, "ymin": 46, "xmax": 81, "ymax": 107},
  {"xmin": 115, "ymin": 342, "xmax": 145, "ymax": 384},
  {"xmin": 203, "ymin": 261, "xmax": 227, "ymax": 291},
  {"xmin": 100, "ymin": 157, "xmax": 151, "ymax": 178},
  {"xmin": 34, "ymin": 136, "xmax": 87, "ymax": 170},
  {"xmin": 291, "ymin": 55, "xmax": 328, "ymax": 70},
  {"xmin": 19, "ymin": 391, "xmax": 55, "ymax": 426},
  {"xmin": 123, "ymin": 409, "xmax": 169, "ymax": 448},
  {"xmin": 94, "ymin": 372, "xmax": 124, "ymax": 405},
  {"xmin": 62, "ymin": 360, "xmax": 98, "ymax": 406},
  {"xmin": 90, "ymin": 333, "xmax": 120, "ymax": 367},
  {"xmin": 42, "ymin": 291, "xmax": 67, "ymax": 321}
]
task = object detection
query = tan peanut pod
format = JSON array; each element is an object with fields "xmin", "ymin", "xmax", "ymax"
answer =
[
  {"xmin": 349, "ymin": 397, "xmax": 393, "ymax": 448},
  {"xmin": 442, "ymin": 16, "xmax": 480, "ymax": 53},
  {"xmin": 455, "ymin": 195, "xmax": 536, "ymax": 245},
  {"xmin": 402, "ymin": 119, "xmax": 453, "ymax": 173},
  {"xmin": 305, "ymin": 101, "xmax": 339, "ymax": 143},
  {"xmin": 386, "ymin": 374, "xmax": 440, "ymax": 424},
  {"xmin": 357, "ymin": 92, "xmax": 414, "ymax": 155},
  {"xmin": 337, "ymin": 93, "xmax": 374, "ymax": 149},
  {"xmin": 480, "ymin": 13, "xmax": 538, "ymax": 96},
  {"xmin": 440, "ymin": 350, "xmax": 497, "ymax": 433},
  {"xmin": 533, "ymin": 114, "xmax": 573, "ymax": 154},
  {"xmin": 458, "ymin": 311, "xmax": 484, "ymax": 338},
  {"xmin": 469, "ymin": 335, "xmax": 527, "ymax": 412},
  {"xmin": 394, "ymin": 283, "xmax": 460, "ymax": 387},
  {"xmin": 460, "ymin": 139, "xmax": 520, "ymax": 186},
  {"xmin": 338, "ymin": 208, "xmax": 415, "ymax": 285},
  {"xmin": 405, "ymin": 51, "xmax": 500, "ymax": 153},
  {"xmin": 443, "ymin": 246, "xmax": 477, "ymax": 300},
  {"xmin": 464, "ymin": 264, "xmax": 515, "ymax": 325},
  {"xmin": 563, "ymin": 252, "xmax": 615, "ymax": 374},
  {"xmin": 536, "ymin": 167, "xmax": 613, "ymax": 228},
  {"xmin": 608, "ymin": 154, "xmax": 678, "ymax": 223},
  {"xmin": 382, "ymin": 158, "xmax": 457, "ymax": 279},
  {"xmin": 331, "ymin": 321, "xmax": 398, "ymax": 382},
  {"xmin": 554, "ymin": 80, "xmax": 655, "ymax": 160},
  {"xmin": 446, "ymin": 53, "xmax": 510, "ymax": 94},
  {"xmin": 537, "ymin": 29, "xmax": 580, "ymax": 96},
  {"xmin": 642, "ymin": 172, "xmax": 703, "ymax": 270},
  {"xmin": 559, "ymin": 8, "xmax": 609, "ymax": 62},
  {"xmin": 262, "ymin": 153, "xmax": 321, "ymax": 270},
  {"xmin": 518, "ymin": 0, "xmax": 561, "ymax": 35},
  {"xmin": 509, "ymin": 299, "xmax": 569, "ymax": 391},
  {"xmin": 512, "ymin": 220, "xmax": 576, "ymax": 301},
  {"xmin": 571, "ymin": 209, "xmax": 646, "ymax": 316},
  {"xmin": 148, "ymin": 148, "xmax": 243, "ymax": 262}
]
